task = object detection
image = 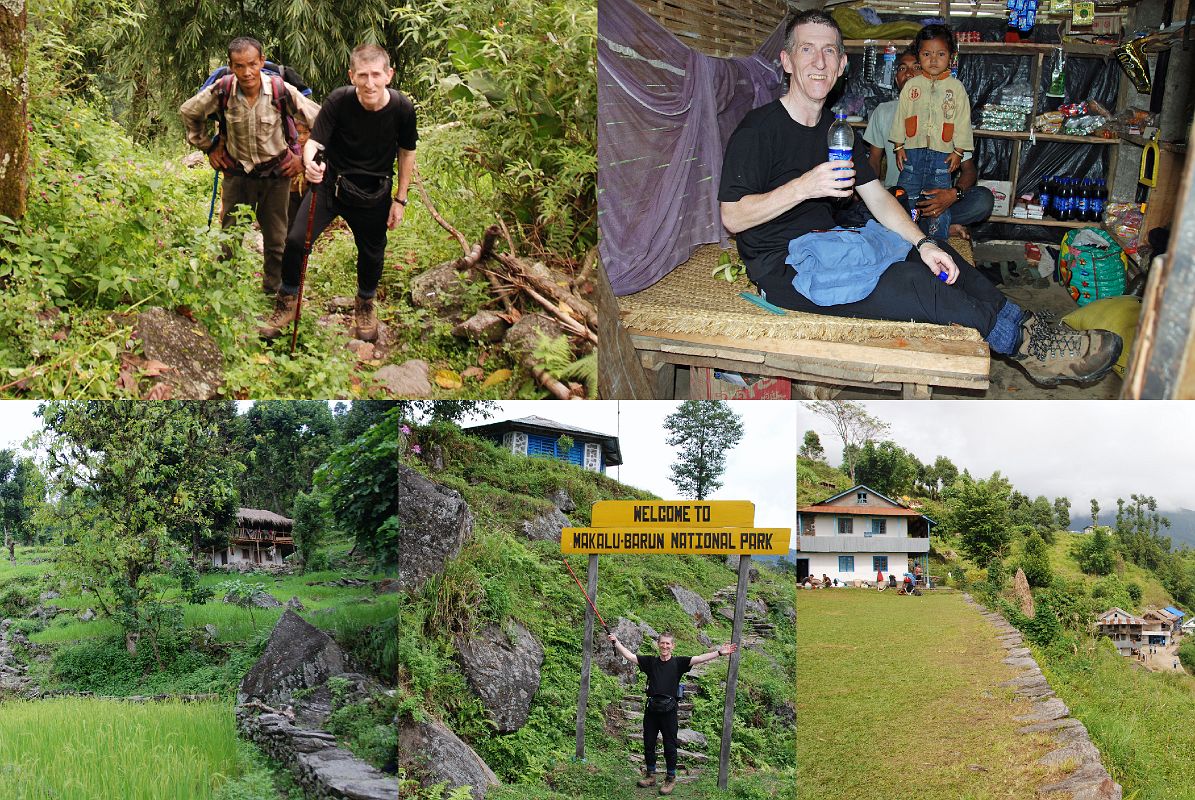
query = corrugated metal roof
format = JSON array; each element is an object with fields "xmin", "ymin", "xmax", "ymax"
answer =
[{"xmin": 797, "ymin": 505, "xmax": 925, "ymax": 516}]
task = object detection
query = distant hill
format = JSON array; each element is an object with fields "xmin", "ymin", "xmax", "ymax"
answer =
[
  {"xmin": 1161, "ymin": 508, "xmax": 1195, "ymax": 551},
  {"xmin": 756, "ymin": 549, "xmax": 798, "ymax": 565}
]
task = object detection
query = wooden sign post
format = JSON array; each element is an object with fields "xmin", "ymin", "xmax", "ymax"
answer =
[{"xmin": 562, "ymin": 500, "xmax": 789, "ymax": 785}]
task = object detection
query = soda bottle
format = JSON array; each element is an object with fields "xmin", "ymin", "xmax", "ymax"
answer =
[
  {"xmin": 1050, "ymin": 176, "xmax": 1062, "ymax": 219},
  {"xmin": 879, "ymin": 44, "xmax": 897, "ymax": 89},
  {"xmin": 827, "ymin": 113, "xmax": 855, "ymax": 183},
  {"xmin": 1039, "ymin": 175, "xmax": 1052, "ymax": 217},
  {"xmin": 1061, "ymin": 178, "xmax": 1074, "ymax": 221},
  {"xmin": 1076, "ymin": 179, "xmax": 1090, "ymax": 222},
  {"xmin": 1093, "ymin": 179, "xmax": 1107, "ymax": 221}
]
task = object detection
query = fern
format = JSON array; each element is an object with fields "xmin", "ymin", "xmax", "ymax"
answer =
[{"xmin": 530, "ymin": 334, "xmax": 595, "ymax": 397}]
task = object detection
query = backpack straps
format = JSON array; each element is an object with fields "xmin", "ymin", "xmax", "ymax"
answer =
[{"xmin": 211, "ymin": 73, "xmax": 301, "ymax": 159}]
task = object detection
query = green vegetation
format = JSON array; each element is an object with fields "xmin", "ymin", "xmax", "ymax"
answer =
[
  {"xmin": 0, "ymin": 698, "xmax": 242, "ymax": 799},
  {"xmin": 797, "ymin": 590, "xmax": 1061, "ymax": 798},
  {"xmin": 400, "ymin": 422, "xmax": 795, "ymax": 798}
]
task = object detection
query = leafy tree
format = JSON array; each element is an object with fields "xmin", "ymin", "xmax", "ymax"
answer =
[
  {"xmin": 393, "ymin": 401, "xmax": 495, "ymax": 428},
  {"xmin": 1020, "ymin": 533, "xmax": 1053, "ymax": 588},
  {"xmin": 1180, "ymin": 639, "xmax": 1195, "ymax": 674},
  {"xmin": 1030, "ymin": 495, "xmax": 1056, "ymax": 537},
  {"xmin": 1008, "ymin": 491, "xmax": 1031, "ymax": 529},
  {"xmin": 799, "ymin": 431, "xmax": 824, "ymax": 461},
  {"xmin": 238, "ymin": 400, "xmax": 337, "ymax": 513},
  {"xmin": 0, "ymin": 0, "xmax": 27, "ymax": 220},
  {"xmin": 0, "ymin": 450, "xmax": 33, "ymax": 559},
  {"xmin": 662, "ymin": 401, "xmax": 745, "ymax": 500},
  {"xmin": 554, "ymin": 434, "xmax": 574, "ymax": 459},
  {"xmin": 922, "ymin": 455, "xmax": 959, "ymax": 499},
  {"xmin": 943, "ymin": 471, "xmax": 1011, "ymax": 564},
  {"xmin": 316, "ymin": 407, "xmax": 398, "ymax": 570},
  {"xmin": 1126, "ymin": 581, "xmax": 1143, "ymax": 605},
  {"xmin": 805, "ymin": 401, "xmax": 889, "ymax": 483},
  {"xmin": 290, "ymin": 491, "xmax": 328, "ymax": 572},
  {"xmin": 853, "ymin": 440, "xmax": 920, "ymax": 498},
  {"xmin": 1053, "ymin": 497, "xmax": 1071, "ymax": 532},
  {"xmin": 37, "ymin": 401, "xmax": 243, "ymax": 658},
  {"xmin": 1075, "ymin": 526, "xmax": 1115, "ymax": 576},
  {"xmin": 1090, "ymin": 498, "xmax": 1100, "ymax": 528},
  {"xmin": 338, "ymin": 401, "xmax": 401, "ymax": 442}
]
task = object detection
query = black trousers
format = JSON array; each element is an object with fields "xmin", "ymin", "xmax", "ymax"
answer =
[
  {"xmin": 281, "ymin": 183, "xmax": 389, "ymax": 299},
  {"xmin": 644, "ymin": 705, "xmax": 679, "ymax": 775},
  {"xmin": 755, "ymin": 242, "xmax": 1008, "ymax": 339}
]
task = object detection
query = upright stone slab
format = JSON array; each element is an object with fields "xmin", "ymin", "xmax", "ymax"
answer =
[
  {"xmin": 237, "ymin": 610, "xmax": 347, "ymax": 707},
  {"xmin": 398, "ymin": 464, "xmax": 474, "ymax": 593},
  {"xmin": 398, "ymin": 717, "xmax": 500, "ymax": 799},
  {"xmin": 455, "ymin": 622, "xmax": 544, "ymax": 733}
]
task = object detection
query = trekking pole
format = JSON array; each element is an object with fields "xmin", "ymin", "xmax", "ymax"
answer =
[
  {"xmin": 207, "ymin": 169, "xmax": 220, "ymax": 228},
  {"xmin": 563, "ymin": 557, "xmax": 609, "ymax": 634},
  {"xmin": 290, "ymin": 150, "xmax": 324, "ymax": 356}
]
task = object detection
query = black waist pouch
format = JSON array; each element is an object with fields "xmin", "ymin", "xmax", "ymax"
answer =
[
  {"xmin": 647, "ymin": 694, "xmax": 677, "ymax": 714},
  {"xmin": 333, "ymin": 172, "xmax": 392, "ymax": 207}
]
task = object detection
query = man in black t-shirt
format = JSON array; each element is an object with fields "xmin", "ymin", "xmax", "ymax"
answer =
[
  {"xmin": 717, "ymin": 10, "xmax": 1122, "ymax": 388},
  {"xmin": 609, "ymin": 631, "xmax": 737, "ymax": 795},
  {"xmin": 261, "ymin": 43, "xmax": 417, "ymax": 343}
]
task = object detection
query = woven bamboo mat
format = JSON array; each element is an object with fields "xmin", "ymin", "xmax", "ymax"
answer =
[{"xmin": 618, "ymin": 240, "xmax": 981, "ymax": 344}]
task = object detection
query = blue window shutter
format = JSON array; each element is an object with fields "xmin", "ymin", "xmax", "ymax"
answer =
[{"xmin": 838, "ymin": 555, "xmax": 854, "ymax": 572}]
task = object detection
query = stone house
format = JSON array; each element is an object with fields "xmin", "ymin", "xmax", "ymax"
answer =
[
  {"xmin": 464, "ymin": 415, "xmax": 622, "ymax": 474},
  {"xmin": 796, "ymin": 484, "xmax": 933, "ymax": 585},
  {"xmin": 209, "ymin": 508, "xmax": 295, "ymax": 568},
  {"xmin": 1097, "ymin": 606, "xmax": 1176, "ymax": 653}
]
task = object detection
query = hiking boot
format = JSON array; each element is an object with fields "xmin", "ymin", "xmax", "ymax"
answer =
[
  {"xmin": 1009, "ymin": 311, "xmax": 1122, "ymax": 387},
  {"xmin": 659, "ymin": 776, "xmax": 676, "ymax": 795},
  {"xmin": 637, "ymin": 773, "xmax": 657, "ymax": 788},
  {"xmin": 354, "ymin": 295, "xmax": 378, "ymax": 342},
  {"xmin": 259, "ymin": 293, "xmax": 298, "ymax": 339}
]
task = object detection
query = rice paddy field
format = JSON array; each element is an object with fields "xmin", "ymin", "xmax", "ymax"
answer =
[{"xmin": 0, "ymin": 698, "xmax": 239, "ymax": 799}]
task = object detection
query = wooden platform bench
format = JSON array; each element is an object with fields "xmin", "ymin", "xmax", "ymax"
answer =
[{"xmin": 602, "ymin": 243, "xmax": 990, "ymax": 399}]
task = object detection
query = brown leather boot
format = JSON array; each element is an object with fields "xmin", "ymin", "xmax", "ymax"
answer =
[
  {"xmin": 659, "ymin": 775, "xmax": 676, "ymax": 795},
  {"xmin": 354, "ymin": 295, "xmax": 378, "ymax": 342},
  {"xmin": 636, "ymin": 772, "xmax": 656, "ymax": 788},
  {"xmin": 259, "ymin": 293, "xmax": 298, "ymax": 339}
]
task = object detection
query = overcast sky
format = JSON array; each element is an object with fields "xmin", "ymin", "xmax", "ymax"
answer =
[
  {"xmin": 800, "ymin": 401, "xmax": 1195, "ymax": 515},
  {"xmin": 469, "ymin": 402, "xmax": 797, "ymax": 546}
]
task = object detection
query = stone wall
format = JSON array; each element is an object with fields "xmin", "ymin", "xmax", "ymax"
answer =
[{"xmin": 238, "ymin": 709, "xmax": 398, "ymax": 800}]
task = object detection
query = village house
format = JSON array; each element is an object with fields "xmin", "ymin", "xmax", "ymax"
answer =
[
  {"xmin": 464, "ymin": 415, "xmax": 623, "ymax": 475},
  {"xmin": 1096, "ymin": 606, "xmax": 1184, "ymax": 654},
  {"xmin": 796, "ymin": 484, "xmax": 933, "ymax": 586},
  {"xmin": 208, "ymin": 508, "xmax": 295, "ymax": 569}
]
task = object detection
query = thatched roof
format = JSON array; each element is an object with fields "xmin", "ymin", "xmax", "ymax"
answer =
[{"xmin": 237, "ymin": 508, "xmax": 294, "ymax": 529}]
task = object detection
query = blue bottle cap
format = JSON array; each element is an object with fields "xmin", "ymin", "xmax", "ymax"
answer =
[{"xmin": 938, "ymin": 271, "xmax": 949, "ymax": 282}]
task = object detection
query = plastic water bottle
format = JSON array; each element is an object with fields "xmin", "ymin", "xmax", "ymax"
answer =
[
  {"xmin": 827, "ymin": 113, "xmax": 854, "ymax": 182},
  {"xmin": 879, "ymin": 44, "xmax": 897, "ymax": 89}
]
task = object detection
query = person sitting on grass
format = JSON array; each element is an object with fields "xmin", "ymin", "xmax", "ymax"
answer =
[{"xmin": 609, "ymin": 631, "xmax": 738, "ymax": 796}]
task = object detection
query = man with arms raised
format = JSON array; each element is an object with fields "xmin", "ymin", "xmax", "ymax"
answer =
[
  {"xmin": 609, "ymin": 630, "xmax": 738, "ymax": 795},
  {"xmin": 718, "ymin": 11, "xmax": 1120, "ymax": 387},
  {"xmin": 261, "ymin": 43, "xmax": 416, "ymax": 343}
]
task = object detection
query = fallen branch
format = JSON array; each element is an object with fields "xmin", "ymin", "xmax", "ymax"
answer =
[
  {"xmin": 413, "ymin": 170, "xmax": 469, "ymax": 256},
  {"xmin": 494, "ymin": 252, "xmax": 599, "ymax": 331},
  {"xmin": 573, "ymin": 246, "xmax": 598, "ymax": 292},
  {"xmin": 522, "ymin": 356, "xmax": 581, "ymax": 399},
  {"xmin": 519, "ymin": 282, "xmax": 598, "ymax": 345}
]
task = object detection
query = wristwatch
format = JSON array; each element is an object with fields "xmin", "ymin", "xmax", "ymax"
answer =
[
  {"xmin": 914, "ymin": 236, "xmax": 936, "ymax": 250},
  {"xmin": 393, "ymin": 197, "xmax": 408, "ymax": 206},
  {"xmin": 955, "ymin": 187, "xmax": 964, "ymax": 203}
]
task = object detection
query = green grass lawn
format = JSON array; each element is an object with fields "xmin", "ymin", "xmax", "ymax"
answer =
[
  {"xmin": 797, "ymin": 589, "xmax": 1065, "ymax": 799},
  {"xmin": 0, "ymin": 698, "xmax": 242, "ymax": 799}
]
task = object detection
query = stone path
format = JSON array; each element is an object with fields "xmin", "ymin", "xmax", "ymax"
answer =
[{"xmin": 962, "ymin": 594, "xmax": 1123, "ymax": 800}]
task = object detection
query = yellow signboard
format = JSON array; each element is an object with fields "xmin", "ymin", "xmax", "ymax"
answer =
[
  {"xmin": 590, "ymin": 500, "xmax": 755, "ymax": 529},
  {"xmin": 561, "ymin": 526, "xmax": 789, "ymax": 555}
]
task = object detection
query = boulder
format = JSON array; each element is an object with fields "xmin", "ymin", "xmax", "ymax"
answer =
[
  {"xmin": 598, "ymin": 617, "xmax": 645, "ymax": 683},
  {"xmin": 39, "ymin": 591, "xmax": 60, "ymax": 601},
  {"xmin": 78, "ymin": 608, "xmax": 95, "ymax": 622},
  {"xmin": 669, "ymin": 585, "xmax": 712, "ymax": 627},
  {"xmin": 398, "ymin": 717, "xmax": 500, "ymax": 799},
  {"xmin": 133, "ymin": 307, "xmax": 223, "ymax": 399},
  {"xmin": 745, "ymin": 598, "xmax": 768, "ymax": 617},
  {"xmin": 285, "ymin": 596, "xmax": 306, "ymax": 611},
  {"xmin": 549, "ymin": 488, "xmax": 576, "ymax": 514},
  {"xmin": 376, "ymin": 360, "xmax": 432, "ymax": 398},
  {"xmin": 455, "ymin": 622, "xmax": 544, "ymax": 733},
  {"xmin": 203, "ymin": 624, "xmax": 219, "ymax": 643},
  {"xmin": 503, "ymin": 313, "xmax": 565, "ymax": 359},
  {"xmin": 1014, "ymin": 568, "xmax": 1035, "ymax": 619},
  {"xmin": 237, "ymin": 610, "xmax": 349, "ymax": 707},
  {"xmin": 398, "ymin": 465, "xmax": 474, "ymax": 594},
  {"xmin": 224, "ymin": 590, "xmax": 282, "ymax": 609},
  {"xmin": 409, "ymin": 261, "xmax": 475, "ymax": 320},
  {"xmin": 676, "ymin": 729, "xmax": 708, "ymax": 749},
  {"xmin": 452, "ymin": 310, "xmax": 508, "ymax": 343},
  {"xmin": 520, "ymin": 507, "xmax": 571, "ymax": 542}
]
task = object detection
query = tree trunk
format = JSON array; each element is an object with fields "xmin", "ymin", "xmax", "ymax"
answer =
[
  {"xmin": 0, "ymin": 1, "xmax": 28, "ymax": 220},
  {"xmin": 125, "ymin": 631, "xmax": 139, "ymax": 657}
]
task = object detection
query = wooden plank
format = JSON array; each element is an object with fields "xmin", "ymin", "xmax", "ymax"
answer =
[
  {"xmin": 628, "ymin": 331, "xmax": 991, "ymax": 390},
  {"xmin": 844, "ymin": 40, "xmax": 1114, "ymax": 56},
  {"xmin": 598, "ymin": 260, "xmax": 656, "ymax": 400},
  {"xmin": 574, "ymin": 554, "xmax": 599, "ymax": 759},
  {"xmin": 632, "ymin": 0, "xmax": 786, "ymax": 58},
  {"xmin": 717, "ymin": 554, "xmax": 751, "ymax": 790},
  {"xmin": 973, "ymin": 129, "xmax": 1119, "ymax": 144},
  {"xmin": 987, "ymin": 214, "xmax": 1094, "ymax": 228}
]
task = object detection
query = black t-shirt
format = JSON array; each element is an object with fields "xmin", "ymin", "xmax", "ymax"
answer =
[
  {"xmin": 638, "ymin": 655, "xmax": 693, "ymax": 697},
  {"xmin": 311, "ymin": 86, "xmax": 418, "ymax": 177},
  {"xmin": 719, "ymin": 101, "xmax": 878, "ymax": 284}
]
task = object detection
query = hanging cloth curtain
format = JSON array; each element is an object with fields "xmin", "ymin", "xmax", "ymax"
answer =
[{"xmin": 597, "ymin": 0, "xmax": 785, "ymax": 295}]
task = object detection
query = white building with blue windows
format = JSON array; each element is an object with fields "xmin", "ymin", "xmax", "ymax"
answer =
[
  {"xmin": 796, "ymin": 484, "xmax": 933, "ymax": 585},
  {"xmin": 463, "ymin": 415, "xmax": 622, "ymax": 475}
]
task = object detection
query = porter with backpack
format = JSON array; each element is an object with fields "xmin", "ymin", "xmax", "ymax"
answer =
[{"xmin": 180, "ymin": 36, "xmax": 321, "ymax": 296}]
